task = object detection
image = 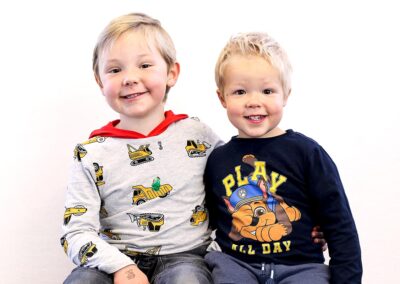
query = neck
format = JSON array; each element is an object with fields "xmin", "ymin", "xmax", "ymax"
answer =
[{"xmin": 117, "ymin": 110, "xmax": 166, "ymax": 136}]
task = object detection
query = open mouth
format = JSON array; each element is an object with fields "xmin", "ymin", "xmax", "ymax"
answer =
[{"xmin": 244, "ymin": 115, "xmax": 267, "ymax": 122}]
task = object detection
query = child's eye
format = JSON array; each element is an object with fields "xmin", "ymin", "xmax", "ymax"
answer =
[
  {"xmin": 108, "ymin": 68, "xmax": 121, "ymax": 74},
  {"xmin": 141, "ymin": 63, "xmax": 151, "ymax": 69},
  {"xmin": 233, "ymin": 89, "xmax": 246, "ymax": 95},
  {"xmin": 263, "ymin": 89, "xmax": 272, "ymax": 95}
]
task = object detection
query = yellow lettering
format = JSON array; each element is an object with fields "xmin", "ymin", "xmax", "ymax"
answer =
[
  {"xmin": 262, "ymin": 243, "xmax": 271, "ymax": 254},
  {"xmin": 251, "ymin": 161, "xmax": 267, "ymax": 182},
  {"xmin": 273, "ymin": 242, "xmax": 283, "ymax": 253},
  {"xmin": 282, "ymin": 241, "xmax": 291, "ymax": 251},
  {"xmin": 269, "ymin": 172, "xmax": 287, "ymax": 193},
  {"xmin": 222, "ymin": 175, "xmax": 235, "ymax": 196},
  {"xmin": 248, "ymin": 245, "xmax": 255, "ymax": 255},
  {"xmin": 232, "ymin": 243, "xmax": 238, "ymax": 251},
  {"xmin": 239, "ymin": 245, "xmax": 246, "ymax": 253},
  {"xmin": 235, "ymin": 166, "xmax": 248, "ymax": 187}
]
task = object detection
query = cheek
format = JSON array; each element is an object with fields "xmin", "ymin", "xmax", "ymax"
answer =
[
  {"xmin": 266, "ymin": 100, "xmax": 284, "ymax": 113},
  {"xmin": 101, "ymin": 80, "xmax": 118, "ymax": 97},
  {"xmin": 225, "ymin": 102, "xmax": 242, "ymax": 116}
]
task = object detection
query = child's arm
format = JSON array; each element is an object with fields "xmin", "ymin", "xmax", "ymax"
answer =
[
  {"xmin": 114, "ymin": 265, "xmax": 149, "ymax": 284},
  {"xmin": 61, "ymin": 150, "xmax": 134, "ymax": 274},
  {"xmin": 309, "ymin": 146, "xmax": 362, "ymax": 283}
]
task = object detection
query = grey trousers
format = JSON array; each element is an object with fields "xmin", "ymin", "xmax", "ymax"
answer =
[
  {"xmin": 64, "ymin": 246, "xmax": 212, "ymax": 284},
  {"xmin": 205, "ymin": 251, "xmax": 329, "ymax": 284}
]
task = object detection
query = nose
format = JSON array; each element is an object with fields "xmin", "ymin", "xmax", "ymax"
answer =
[
  {"xmin": 123, "ymin": 69, "xmax": 139, "ymax": 86},
  {"xmin": 245, "ymin": 92, "xmax": 261, "ymax": 108}
]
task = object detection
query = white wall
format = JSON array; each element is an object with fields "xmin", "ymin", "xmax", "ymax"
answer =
[{"xmin": 0, "ymin": 0, "xmax": 398, "ymax": 283}]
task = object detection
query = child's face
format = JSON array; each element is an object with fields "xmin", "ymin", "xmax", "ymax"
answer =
[
  {"xmin": 218, "ymin": 55, "xmax": 288, "ymax": 139},
  {"xmin": 97, "ymin": 31, "xmax": 179, "ymax": 124}
]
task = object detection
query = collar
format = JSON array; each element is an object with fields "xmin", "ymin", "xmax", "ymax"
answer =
[{"xmin": 89, "ymin": 110, "xmax": 188, "ymax": 139}]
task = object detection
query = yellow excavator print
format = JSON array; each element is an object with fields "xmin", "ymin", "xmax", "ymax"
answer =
[
  {"xmin": 127, "ymin": 144, "xmax": 154, "ymax": 166},
  {"xmin": 74, "ymin": 136, "xmax": 106, "ymax": 160},
  {"xmin": 185, "ymin": 140, "xmax": 211, "ymax": 157}
]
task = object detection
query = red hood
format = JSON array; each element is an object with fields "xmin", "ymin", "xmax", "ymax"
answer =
[{"xmin": 89, "ymin": 110, "xmax": 188, "ymax": 139}]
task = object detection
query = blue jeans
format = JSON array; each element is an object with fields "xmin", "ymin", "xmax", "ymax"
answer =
[
  {"xmin": 64, "ymin": 245, "xmax": 212, "ymax": 284},
  {"xmin": 205, "ymin": 251, "xmax": 329, "ymax": 284}
]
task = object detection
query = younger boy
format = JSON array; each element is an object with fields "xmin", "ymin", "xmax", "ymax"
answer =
[
  {"xmin": 61, "ymin": 13, "xmax": 222, "ymax": 284},
  {"xmin": 204, "ymin": 32, "xmax": 362, "ymax": 283}
]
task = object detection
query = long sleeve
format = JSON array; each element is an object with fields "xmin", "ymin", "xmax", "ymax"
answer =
[
  {"xmin": 308, "ymin": 146, "xmax": 362, "ymax": 283},
  {"xmin": 61, "ymin": 149, "xmax": 134, "ymax": 274}
]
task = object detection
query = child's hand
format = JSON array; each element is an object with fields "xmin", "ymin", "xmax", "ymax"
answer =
[
  {"xmin": 114, "ymin": 264, "xmax": 149, "ymax": 284},
  {"xmin": 311, "ymin": 225, "xmax": 328, "ymax": 251}
]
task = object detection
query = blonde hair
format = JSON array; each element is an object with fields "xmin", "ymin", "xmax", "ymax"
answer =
[
  {"xmin": 215, "ymin": 32, "xmax": 292, "ymax": 96},
  {"xmin": 93, "ymin": 13, "xmax": 177, "ymax": 95}
]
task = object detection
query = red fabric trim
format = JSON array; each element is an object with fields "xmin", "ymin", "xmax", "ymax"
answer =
[{"xmin": 89, "ymin": 110, "xmax": 188, "ymax": 139}]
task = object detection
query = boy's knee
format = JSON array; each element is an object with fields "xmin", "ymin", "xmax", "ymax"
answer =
[
  {"xmin": 155, "ymin": 263, "xmax": 212, "ymax": 284},
  {"xmin": 64, "ymin": 267, "xmax": 112, "ymax": 284}
]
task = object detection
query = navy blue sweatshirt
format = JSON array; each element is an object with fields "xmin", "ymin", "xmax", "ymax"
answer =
[{"xmin": 204, "ymin": 130, "xmax": 362, "ymax": 283}]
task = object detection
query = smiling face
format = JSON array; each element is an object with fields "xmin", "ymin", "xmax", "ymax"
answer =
[
  {"xmin": 218, "ymin": 54, "xmax": 289, "ymax": 139},
  {"xmin": 96, "ymin": 30, "xmax": 179, "ymax": 130}
]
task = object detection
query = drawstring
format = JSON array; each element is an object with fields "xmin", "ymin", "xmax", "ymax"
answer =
[
  {"xmin": 265, "ymin": 263, "xmax": 275, "ymax": 284},
  {"xmin": 261, "ymin": 263, "xmax": 266, "ymax": 276}
]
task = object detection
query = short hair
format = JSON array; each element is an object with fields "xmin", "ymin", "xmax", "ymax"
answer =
[
  {"xmin": 215, "ymin": 32, "xmax": 292, "ymax": 96},
  {"xmin": 93, "ymin": 13, "xmax": 177, "ymax": 94}
]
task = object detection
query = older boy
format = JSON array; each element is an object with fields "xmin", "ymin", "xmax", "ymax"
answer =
[
  {"xmin": 204, "ymin": 32, "xmax": 362, "ymax": 283},
  {"xmin": 61, "ymin": 13, "xmax": 222, "ymax": 284}
]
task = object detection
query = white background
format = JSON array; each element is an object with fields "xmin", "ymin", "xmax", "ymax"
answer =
[{"xmin": 0, "ymin": 0, "xmax": 399, "ymax": 283}]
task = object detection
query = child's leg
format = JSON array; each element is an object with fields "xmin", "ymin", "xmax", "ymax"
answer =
[
  {"xmin": 275, "ymin": 263, "xmax": 330, "ymax": 284},
  {"xmin": 63, "ymin": 266, "xmax": 112, "ymax": 284},
  {"xmin": 205, "ymin": 251, "xmax": 258, "ymax": 284},
  {"xmin": 152, "ymin": 246, "xmax": 212, "ymax": 284}
]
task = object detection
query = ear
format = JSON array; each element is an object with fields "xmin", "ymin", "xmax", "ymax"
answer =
[
  {"xmin": 217, "ymin": 89, "xmax": 227, "ymax": 108},
  {"xmin": 167, "ymin": 62, "xmax": 180, "ymax": 87},
  {"xmin": 223, "ymin": 196, "xmax": 235, "ymax": 213},
  {"xmin": 94, "ymin": 73, "xmax": 104, "ymax": 89},
  {"xmin": 283, "ymin": 88, "xmax": 291, "ymax": 106}
]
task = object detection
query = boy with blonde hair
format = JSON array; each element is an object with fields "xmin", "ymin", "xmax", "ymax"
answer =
[
  {"xmin": 204, "ymin": 32, "xmax": 362, "ymax": 283},
  {"xmin": 61, "ymin": 13, "xmax": 222, "ymax": 284}
]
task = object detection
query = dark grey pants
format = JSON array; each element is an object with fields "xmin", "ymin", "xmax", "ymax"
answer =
[{"xmin": 205, "ymin": 251, "xmax": 329, "ymax": 284}]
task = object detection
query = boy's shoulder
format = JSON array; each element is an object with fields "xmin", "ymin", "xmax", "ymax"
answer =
[
  {"xmin": 172, "ymin": 116, "xmax": 216, "ymax": 135},
  {"xmin": 209, "ymin": 130, "xmax": 321, "ymax": 156},
  {"xmin": 285, "ymin": 130, "xmax": 321, "ymax": 148}
]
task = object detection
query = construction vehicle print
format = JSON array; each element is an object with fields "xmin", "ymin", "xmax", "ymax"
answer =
[
  {"xmin": 100, "ymin": 229, "xmax": 121, "ymax": 240},
  {"xmin": 132, "ymin": 183, "xmax": 173, "ymax": 205},
  {"xmin": 64, "ymin": 205, "xmax": 87, "ymax": 225},
  {"xmin": 93, "ymin": 162, "xmax": 105, "ymax": 187},
  {"xmin": 124, "ymin": 245, "xmax": 162, "ymax": 257},
  {"xmin": 185, "ymin": 140, "xmax": 211, "ymax": 158},
  {"xmin": 60, "ymin": 236, "xmax": 68, "ymax": 254},
  {"xmin": 74, "ymin": 136, "xmax": 106, "ymax": 160},
  {"xmin": 190, "ymin": 205, "xmax": 207, "ymax": 226},
  {"xmin": 79, "ymin": 241, "xmax": 98, "ymax": 265},
  {"xmin": 127, "ymin": 144, "xmax": 154, "ymax": 166},
  {"xmin": 127, "ymin": 213, "xmax": 164, "ymax": 232}
]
